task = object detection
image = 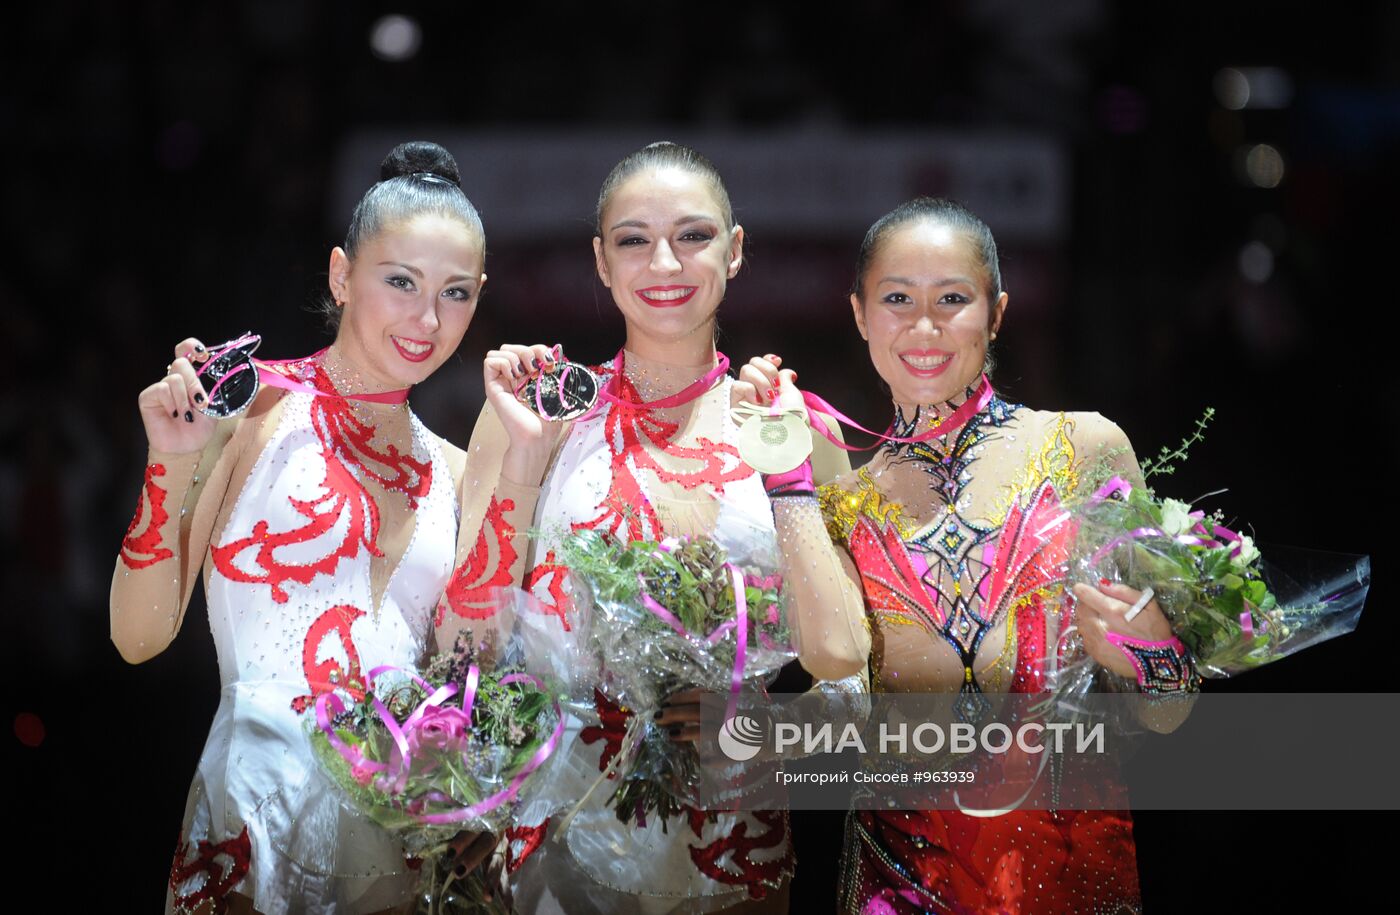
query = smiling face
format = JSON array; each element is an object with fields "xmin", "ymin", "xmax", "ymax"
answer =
[
  {"xmin": 850, "ymin": 219, "xmax": 1007, "ymax": 406},
  {"xmin": 328, "ymin": 212, "xmax": 485, "ymax": 389},
  {"xmin": 593, "ymin": 167, "xmax": 743, "ymax": 348}
]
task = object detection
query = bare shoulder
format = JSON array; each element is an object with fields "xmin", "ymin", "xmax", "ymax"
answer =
[
  {"xmin": 1063, "ymin": 410, "xmax": 1133, "ymax": 454},
  {"xmin": 821, "ymin": 463, "xmax": 866, "ymax": 494}
]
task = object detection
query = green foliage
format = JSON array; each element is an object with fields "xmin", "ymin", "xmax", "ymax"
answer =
[{"xmin": 1141, "ymin": 408, "xmax": 1215, "ymax": 479}]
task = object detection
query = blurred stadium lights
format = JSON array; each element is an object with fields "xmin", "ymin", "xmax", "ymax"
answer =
[
  {"xmin": 1240, "ymin": 143, "xmax": 1285, "ymax": 188},
  {"xmin": 1214, "ymin": 67, "xmax": 1295, "ymax": 110},
  {"xmin": 1238, "ymin": 240, "xmax": 1274, "ymax": 284},
  {"xmin": 334, "ymin": 129, "xmax": 1070, "ymax": 242},
  {"xmin": 370, "ymin": 14, "xmax": 421, "ymax": 62}
]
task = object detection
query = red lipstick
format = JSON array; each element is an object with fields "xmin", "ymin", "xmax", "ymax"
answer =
[
  {"xmin": 391, "ymin": 335, "xmax": 434, "ymax": 363},
  {"xmin": 636, "ymin": 285, "xmax": 698, "ymax": 308},
  {"xmin": 898, "ymin": 349, "xmax": 954, "ymax": 378}
]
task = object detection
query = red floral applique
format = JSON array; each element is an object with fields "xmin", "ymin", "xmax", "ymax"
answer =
[
  {"xmin": 574, "ymin": 369, "xmax": 752, "ymax": 540},
  {"xmin": 290, "ymin": 604, "xmax": 367, "ymax": 713},
  {"xmin": 438, "ymin": 495, "xmax": 516, "ymax": 624},
  {"xmin": 120, "ymin": 462, "xmax": 175, "ymax": 569},
  {"xmin": 686, "ymin": 806, "xmax": 712, "ymax": 838},
  {"xmin": 688, "ymin": 809, "xmax": 793, "ymax": 899},
  {"xmin": 982, "ymin": 481, "xmax": 1072, "ymax": 694},
  {"xmin": 168, "ymin": 825, "xmax": 252, "ymax": 915},
  {"xmin": 524, "ymin": 549, "xmax": 573, "ymax": 631},
  {"xmin": 579, "ymin": 687, "xmax": 630, "ymax": 773},
  {"xmin": 848, "ymin": 516, "xmax": 947, "ymax": 635},
  {"xmin": 211, "ymin": 360, "xmax": 429, "ymax": 603},
  {"xmin": 504, "ymin": 821, "xmax": 549, "ymax": 873}
]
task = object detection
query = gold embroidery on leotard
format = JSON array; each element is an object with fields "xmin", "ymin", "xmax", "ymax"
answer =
[
  {"xmin": 988, "ymin": 413, "xmax": 1079, "ymax": 528},
  {"xmin": 819, "ymin": 467, "xmax": 916, "ymax": 543}
]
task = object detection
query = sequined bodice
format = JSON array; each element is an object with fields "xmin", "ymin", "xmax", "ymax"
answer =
[
  {"xmin": 821, "ymin": 403, "xmax": 1082, "ymax": 696},
  {"xmin": 205, "ymin": 373, "xmax": 456, "ymax": 696}
]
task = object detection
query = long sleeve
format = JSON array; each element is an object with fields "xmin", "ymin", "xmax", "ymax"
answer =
[
  {"xmin": 434, "ymin": 401, "xmax": 543, "ymax": 650},
  {"xmin": 770, "ymin": 419, "xmax": 871, "ymax": 682},
  {"xmin": 109, "ymin": 416, "xmax": 241, "ymax": 664}
]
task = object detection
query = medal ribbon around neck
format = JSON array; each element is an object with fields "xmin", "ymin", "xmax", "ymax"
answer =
[
  {"xmin": 592, "ymin": 347, "xmax": 731, "ymax": 413},
  {"xmin": 197, "ymin": 333, "xmax": 411, "ymax": 413},
  {"xmin": 798, "ymin": 374, "xmax": 995, "ymax": 453}
]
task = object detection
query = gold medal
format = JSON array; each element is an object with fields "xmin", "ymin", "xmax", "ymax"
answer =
[{"xmin": 734, "ymin": 407, "xmax": 813, "ymax": 474}]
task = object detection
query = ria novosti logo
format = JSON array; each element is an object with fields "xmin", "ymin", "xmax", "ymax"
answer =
[{"xmin": 717, "ymin": 715, "xmax": 766, "ymax": 761}]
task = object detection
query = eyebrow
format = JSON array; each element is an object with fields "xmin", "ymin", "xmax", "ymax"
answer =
[
  {"xmin": 877, "ymin": 275, "xmax": 975, "ymax": 288},
  {"xmin": 378, "ymin": 261, "xmax": 476, "ymax": 284},
  {"xmin": 608, "ymin": 215, "xmax": 716, "ymax": 232}
]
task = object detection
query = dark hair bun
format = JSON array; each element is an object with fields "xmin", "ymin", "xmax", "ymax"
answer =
[{"xmin": 380, "ymin": 140, "xmax": 461, "ymax": 187}]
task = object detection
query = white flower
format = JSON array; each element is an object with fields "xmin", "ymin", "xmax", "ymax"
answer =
[
  {"xmin": 1233, "ymin": 534, "xmax": 1261, "ymax": 569},
  {"xmin": 1160, "ymin": 498, "xmax": 1195, "ymax": 536}
]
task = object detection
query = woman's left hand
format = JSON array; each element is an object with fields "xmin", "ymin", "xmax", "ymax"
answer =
[
  {"xmin": 1070, "ymin": 581, "xmax": 1175, "ymax": 679},
  {"xmin": 733, "ymin": 354, "xmax": 803, "ymax": 413},
  {"xmin": 654, "ymin": 687, "xmax": 704, "ymax": 745}
]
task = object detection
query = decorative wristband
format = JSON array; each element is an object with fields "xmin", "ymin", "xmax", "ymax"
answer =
[
  {"xmin": 1103, "ymin": 630, "xmax": 1202, "ymax": 694},
  {"xmin": 764, "ymin": 460, "xmax": 815, "ymax": 498}
]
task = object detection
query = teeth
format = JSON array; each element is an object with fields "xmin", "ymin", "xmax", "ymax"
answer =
[
  {"xmin": 395, "ymin": 337, "xmax": 431, "ymax": 355},
  {"xmin": 640, "ymin": 288, "xmax": 693, "ymax": 301},
  {"xmin": 901, "ymin": 354, "xmax": 952, "ymax": 369}
]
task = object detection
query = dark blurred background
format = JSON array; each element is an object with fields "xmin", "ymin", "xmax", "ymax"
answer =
[{"xmin": 4, "ymin": 0, "xmax": 1396, "ymax": 910}]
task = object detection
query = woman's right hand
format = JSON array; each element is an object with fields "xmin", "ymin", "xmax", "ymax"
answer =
[
  {"xmin": 484, "ymin": 343, "xmax": 567, "ymax": 485},
  {"xmin": 138, "ymin": 338, "xmax": 216, "ymax": 454}
]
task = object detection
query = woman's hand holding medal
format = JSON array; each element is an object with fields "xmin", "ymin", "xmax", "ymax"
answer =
[
  {"xmin": 732, "ymin": 353, "xmax": 814, "ymax": 475},
  {"xmin": 485, "ymin": 342, "xmax": 572, "ymax": 486},
  {"xmin": 138, "ymin": 337, "xmax": 215, "ymax": 454}
]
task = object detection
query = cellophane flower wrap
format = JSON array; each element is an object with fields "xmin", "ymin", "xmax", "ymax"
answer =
[
  {"xmin": 1050, "ymin": 474, "xmax": 1370, "ymax": 705},
  {"xmin": 556, "ymin": 525, "xmax": 796, "ymax": 828},
  {"xmin": 308, "ymin": 591, "xmax": 585, "ymax": 913}
]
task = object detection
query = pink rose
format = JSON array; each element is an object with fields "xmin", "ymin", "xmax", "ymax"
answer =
[
  {"xmin": 407, "ymin": 706, "xmax": 474, "ymax": 754},
  {"xmin": 350, "ymin": 758, "xmax": 379, "ymax": 787}
]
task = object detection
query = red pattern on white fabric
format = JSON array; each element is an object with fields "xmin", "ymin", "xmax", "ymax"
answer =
[
  {"xmin": 121, "ymin": 462, "xmax": 175, "ymax": 569},
  {"xmin": 687, "ymin": 809, "xmax": 793, "ymax": 900},
  {"xmin": 211, "ymin": 361, "xmax": 430, "ymax": 603},
  {"xmin": 168, "ymin": 825, "xmax": 252, "ymax": 914},
  {"xmin": 438, "ymin": 495, "xmax": 517, "ymax": 624},
  {"xmin": 573, "ymin": 369, "xmax": 752, "ymax": 541},
  {"xmin": 523, "ymin": 548, "xmax": 573, "ymax": 631},
  {"xmin": 505, "ymin": 821, "xmax": 549, "ymax": 874},
  {"xmin": 289, "ymin": 604, "xmax": 368, "ymax": 714}
]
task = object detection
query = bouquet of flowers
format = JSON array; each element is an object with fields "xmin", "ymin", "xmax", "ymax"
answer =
[
  {"xmin": 556, "ymin": 527, "xmax": 795, "ymax": 828},
  {"xmin": 1050, "ymin": 416, "xmax": 1369, "ymax": 702},
  {"xmin": 310, "ymin": 603, "xmax": 580, "ymax": 913},
  {"xmin": 1066, "ymin": 478, "xmax": 1364, "ymax": 676}
]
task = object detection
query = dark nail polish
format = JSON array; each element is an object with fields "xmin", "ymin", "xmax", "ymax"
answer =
[
  {"xmin": 185, "ymin": 411, "xmax": 194, "ymax": 423},
  {"xmin": 653, "ymin": 709, "xmax": 664, "ymax": 720},
  {"xmin": 172, "ymin": 410, "xmax": 179, "ymax": 418},
  {"xmin": 194, "ymin": 392, "xmax": 205, "ymax": 404},
  {"xmin": 668, "ymin": 726, "xmax": 682, "ymax": 737},
  {"xmin": 454, "ymin": 864, "xmax": 467, "ymax": 878},
  {"xmin": 195, "ymin": 344, "xmax": 205, "ymax": 352}
]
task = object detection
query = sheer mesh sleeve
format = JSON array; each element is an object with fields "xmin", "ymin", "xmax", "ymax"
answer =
[
  {"xmin": 769, "ymin": 418, "xmax": 872, "ymax": 682},
  {"xmin": 109, "ymin": 412, "xmax": 246, "ymax": 663},
  {"xmin": 434, "ymin": 400, "xmax": 542, "ymax": 649}
]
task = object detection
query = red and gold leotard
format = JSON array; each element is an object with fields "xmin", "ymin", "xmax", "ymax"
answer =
[{"xmin": 823, "ymin": 393, "xmax": 1143, "ymax": 915}]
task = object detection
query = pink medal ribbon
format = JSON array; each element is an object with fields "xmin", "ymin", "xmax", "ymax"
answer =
[
  {"xmin": 198, "ymin": 333, "xmax": 412, "ymax": 406},
  {"xmin": 1086, "ymin": 476, "xmax": 1251, "ymax": 564},
  {"xmin": 637, "ymin": 545, "xmax": 753, "ymax": 721},
  {"xmin": 313, "ymin": 662, "xmax": 564, "ymax": 825},
  {"xmin": 586, "ymin": 348, "xmax": 731, "ymax": 418},
  {"xmin": 799, "ymin": 375, "xmax": 996, "ymax": 453}
]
